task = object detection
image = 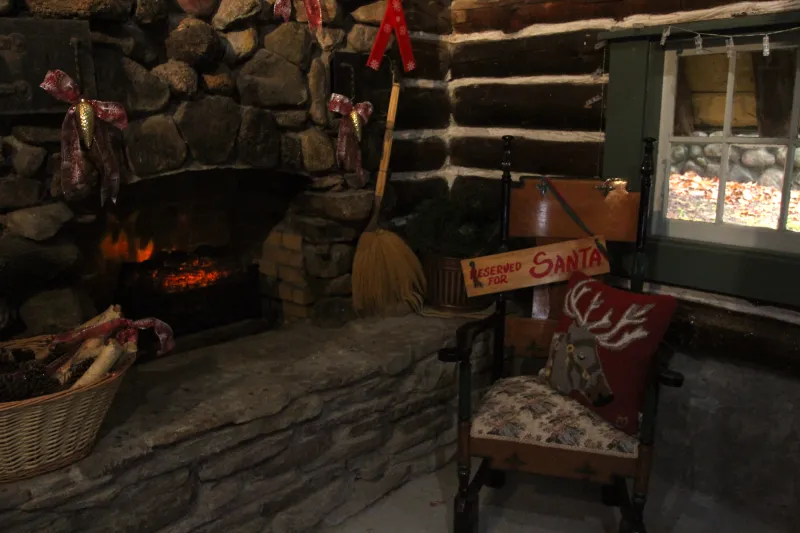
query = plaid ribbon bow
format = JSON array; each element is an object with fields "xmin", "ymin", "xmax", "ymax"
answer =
[
  {"xmin": 328, "ymin": 93, "xmax": 373, "ymax": 187},
  {"xmin": 274, "ymin": 0, "xmax": 322, "ymax": 33},
  {"xmin": 40, "ymin": 70, "xmax": 128, "ymax": 205}
]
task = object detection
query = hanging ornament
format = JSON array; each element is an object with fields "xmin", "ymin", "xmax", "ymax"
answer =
[
  {"xmin": 763, "ymin": 35, "xmax": 771, "ymax": 56},
  {"xmin": 76, "ymin": 99, "xmax": 96, "ymax": 149},
  {"xmin": 366, "ymin": 0, "xmax": 416, "ymax": 73},
  {"xmin": 40, "ymin": 70, "xmax": 128, "ymax": 206},
  {"xmin": 328, "ymin": 94, "xmax": 373, "ymax": 187},
  {"xmin": 273, "ymin": 0, "xmax": 322, "ymax": 34}
]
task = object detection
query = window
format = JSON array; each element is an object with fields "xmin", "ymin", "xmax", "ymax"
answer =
[{"xmin": 653, "ymin": 41, "xmax": 800, "ymax": 254}]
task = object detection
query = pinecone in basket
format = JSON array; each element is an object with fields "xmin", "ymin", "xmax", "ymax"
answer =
[
  {"xmin": 0, "ymin": 347, "xmax": 36, "ymax": 373},
  {"xmin": 0, "ymin": 360, "xmax": 61, "ymax": 403}
]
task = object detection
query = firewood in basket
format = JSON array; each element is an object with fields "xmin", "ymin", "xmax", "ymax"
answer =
[
  {"xmin": 62, "ymin": 358, "xmax": 96, "ymax": 389},
  {"xmin": 55, "ymin": 337, "xmax": 103, "ymax": 384},
  {"xmin": 79, "ymin": 305, "xmax": 123, "ymax": 330},
  {"xmin": 70, "ymin": 339, "xmax": 123, "ymax": 390}
]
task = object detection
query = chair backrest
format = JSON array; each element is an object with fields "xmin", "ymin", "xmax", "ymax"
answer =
[
  {"xmin": 509, "ymin": 178, "xmax": 640, "ymax": 242},
  {"xmin": 497, "ymin": 137, "xmax": 655, "ymax": 363}
]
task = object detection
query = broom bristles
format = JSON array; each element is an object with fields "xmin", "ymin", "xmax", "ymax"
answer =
[{"xmin": 352, "ymin": 228, "xmax": 426, "ymax": 315}]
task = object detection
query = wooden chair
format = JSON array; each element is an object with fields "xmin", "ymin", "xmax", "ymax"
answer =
[{"xmin": 438, "ymin": 137, "xmax": 684, "ymax": 533}]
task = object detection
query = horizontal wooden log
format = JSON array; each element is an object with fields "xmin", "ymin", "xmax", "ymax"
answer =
[
  {"xmin": 450, "ymin": 136, "xmax": 603, "ymax": 177},
  {"xmin": 396, "ymin": 87, "xmax": 451, "ymax": 130},
  {"xmin": 406, "ymin": 39, "xmax": 450, "ymax": 80},
  {"xmin": 390, "ymin": 138, "xmax": 448, "ymax": 172},
  {"xmin": 453, "ymin": 83, "xmax": 605, "ymax": 130},
  {"xmin": 405, "ymin": 0, "xmax": 452, "ymax": 34},
  {"xmin": 389, "ymin": 177, "xmax": 449, "ymax": 216},
  {"xmin": 341, "ymin": 39, "xmax": 447, "ymax": 83},
  {"xmin": 452, "ymin": 0, "xmax": 622, "ymax": 33},
  {"xmin": 451, "ymin": 175, "xmax": 502, "ymax": 220},
  {"xmin": 450, "ymin": 0, "xmax": 776, "ymax": 34},
  {"xmin": 450, "ymin": 30, "xmax": 604, "ymax": 79}
]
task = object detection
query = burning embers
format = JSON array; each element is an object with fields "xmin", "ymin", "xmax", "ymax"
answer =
[
  {"xmin": 97, "ymin": 212, "xmax": 238, "ymax": 294},
  {"xmin": 115, "ymin": 251, "xmax": 258, "ymax": 336},
  {"xmin": 148, "ymin": 256, "xmax": 238, "ymax": 294}
]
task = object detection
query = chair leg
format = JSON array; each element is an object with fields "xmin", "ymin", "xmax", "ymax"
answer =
[
  {"xmin": 615, "ymin": 477, "xmax": 647, "ymax": 533},
  {"xmin": 626, "ymin": 493, "xmax": 647, "ymax": 533},
  {"xmin": 454, "ymin": 464, "xmax": 479, "ymax": 533},
  {"xmin": 618, "ymin": 501, "xmax": 646, "ymax": 533},
  {"xmin": 454, "ymin": 491, "xmax": 479, "ymax": 533}
]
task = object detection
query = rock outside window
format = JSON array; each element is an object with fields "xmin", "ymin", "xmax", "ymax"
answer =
[{"xmin": 654, "ymin": 39, "xmax": 800, "ymax": 254}]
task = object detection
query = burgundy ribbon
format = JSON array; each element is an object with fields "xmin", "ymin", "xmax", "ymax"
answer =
[
  {"xmin": 40, "ymin": 70, "xmax": 128, "ymax": 206},
  {"xmin": 50, "ymin": 316, "xmax": 175, "ymax": 356},
  {"xmin": 274, "ymin": 0, "xmax": 322, "ymax": 33},
  {"xmin": 328, "ymin": 93, "xmax": 373, "ymax": 187}
]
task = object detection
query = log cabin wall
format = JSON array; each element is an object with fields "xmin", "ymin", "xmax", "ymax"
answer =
[{"xmin": 393, "ymin": 0, "xmax": 800, "ymax": 207}]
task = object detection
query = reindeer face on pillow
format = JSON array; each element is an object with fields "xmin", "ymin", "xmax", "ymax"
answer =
[{"xmin": 542, "ymin": 272, "xmax": 677, "ymax": 435}]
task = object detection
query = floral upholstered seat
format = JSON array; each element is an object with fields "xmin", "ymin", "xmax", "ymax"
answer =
[{"xmin": 471, "ymin": 375, "xmax": 639, "ymax": 458}]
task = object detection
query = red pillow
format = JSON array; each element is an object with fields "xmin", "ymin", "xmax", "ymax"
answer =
[{"xmin": 542, "ymin": 271, "xmax": 677, "ymax": 435}]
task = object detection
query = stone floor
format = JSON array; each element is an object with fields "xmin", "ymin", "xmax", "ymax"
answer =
[{"xmin": 332, "ymin": 459, "xmax": 787, "ymax": 533}]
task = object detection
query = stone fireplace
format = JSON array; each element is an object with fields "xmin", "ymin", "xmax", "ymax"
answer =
[{"xmin": 0, "ymin": 0, "xmax": 412, "ymax": 342}]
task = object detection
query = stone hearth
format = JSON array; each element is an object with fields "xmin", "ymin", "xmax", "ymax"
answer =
[{"xmin": 0, "ymin": 315, "xmax": 488, "ymax": 532}]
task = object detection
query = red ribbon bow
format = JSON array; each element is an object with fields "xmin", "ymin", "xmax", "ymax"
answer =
[
  {"xmin": 367, "ymin": 0, "xmax": 416, "ymax": 73},
  {"xmin": 328, "ymin": 93, "xmax": 373, "ymax": 187},
  {"xmin": 274, "ymin": 0, "xmax": 322, "ymax": 33},
  {"xmin": 40, "ymin": 70, "xmax": 128, "ymax": 206}
]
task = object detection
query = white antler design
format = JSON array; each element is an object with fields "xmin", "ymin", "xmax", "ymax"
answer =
[
  {"xmin": 593, "ymin": 303, "xmax": 653, "ymax": 350},
  {"xmin": 563, "ymin": 279, "xmax": 653, "ymax": 351},
  {"xmin": 563, "ymin": 280, "xmax": 604, "ymax": 326}
]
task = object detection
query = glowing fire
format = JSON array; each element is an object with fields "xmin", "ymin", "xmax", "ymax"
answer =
[
  {"xmin": 100, "ymin": 230, "xmax": 155, "ymax": 263},
  {"xmin": 151, "ymin": 257, "xmax": 237, "ymax": 294}
]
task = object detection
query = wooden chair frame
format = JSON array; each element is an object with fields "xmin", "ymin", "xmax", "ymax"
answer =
[{"xmin": 438, "ymin": 137, "xmax": 685, "ymax": 533}]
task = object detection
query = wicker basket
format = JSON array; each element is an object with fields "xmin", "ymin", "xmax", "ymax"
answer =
[
  {"xmin": 423, "ymin": 254, "xmax": 491, "ymax": 312},
  {"xmin": 0, "ymin": 352, "xmax": 135, "ymax": 484}
]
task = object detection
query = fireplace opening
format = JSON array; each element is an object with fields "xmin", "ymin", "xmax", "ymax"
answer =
[
  {"xmin": 115, "ymin": 249, "xmax": 260, "ymax": 338},
  {"xmin": 77, "ymin": 169, "xmax": 307, "ymax": 340}
]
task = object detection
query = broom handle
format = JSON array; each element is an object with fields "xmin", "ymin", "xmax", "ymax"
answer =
[{"xmin": 368, "ymin": 81, "xmax": 401, "ymax": 229}]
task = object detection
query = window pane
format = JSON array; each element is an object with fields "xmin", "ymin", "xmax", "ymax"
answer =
[
  {"xmin": 739, "ymin": 49, "xmax": 796, "ymax": 138},
  {"xmin": 722, "ymin": 144, "xmax": 786, "ymax": 229},
  {"xmin": 667, "ymin": 142, "xmax": 719, "ymax": 223},
  {"xmin": 674, "ymin": 49, "xmax": 796, "ymax": 138},
  {"xmin": 673, "ymin": 53, "xmax": 729, "ymax": 136}
]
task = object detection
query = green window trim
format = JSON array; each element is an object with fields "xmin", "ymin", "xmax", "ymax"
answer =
[{"xmin": 603, "ymin": 23, "xmax": 800, "ymax": 308}]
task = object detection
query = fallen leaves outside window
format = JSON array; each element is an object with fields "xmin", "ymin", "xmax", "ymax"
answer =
[{"xmin": 667, "ymin": 172, "xmax": 800, "ymax": 231}]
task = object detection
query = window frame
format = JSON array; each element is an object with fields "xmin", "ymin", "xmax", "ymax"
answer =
[
  {"xmin": 652, "ymin": 42, "xmax": 800, "ymax": 255},
  {"xmin": 601, "ymin": 19, "xmax": 800, "ymax": 308}
]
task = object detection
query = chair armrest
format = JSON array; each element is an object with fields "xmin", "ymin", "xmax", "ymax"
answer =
[{"xmin": 438, "ymin": 312, "xmax": 499, "ymax": 364}]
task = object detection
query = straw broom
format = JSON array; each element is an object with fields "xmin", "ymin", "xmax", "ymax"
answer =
[{"xmin": 352, "ymin": 79, "xmax": 426, "ymax": 315}]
